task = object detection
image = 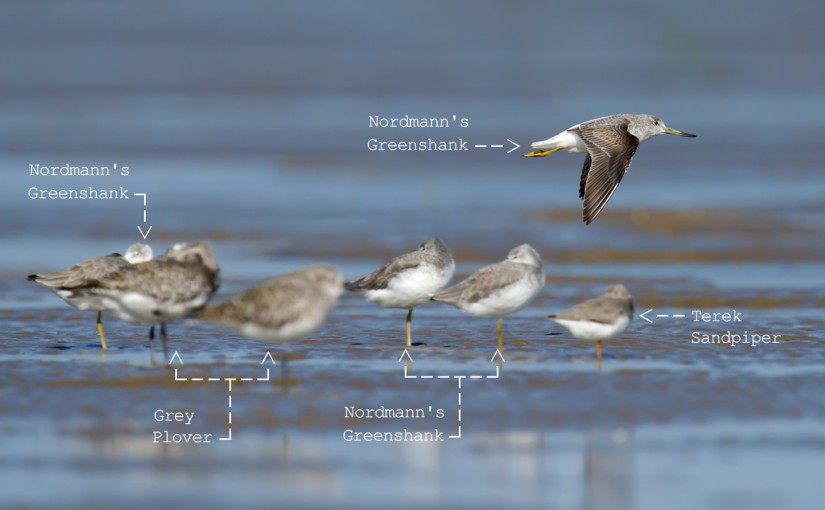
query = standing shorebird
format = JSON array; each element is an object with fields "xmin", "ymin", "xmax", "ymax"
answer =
[
  {"xmin": 27, "ymin": 243, "xmax": 154, "ymax": 350},
  {"xmin": 346, "ymin": 238, "xmax": 454, "ymax": 347},
  {"xmin": 200, "ymin": 265, "xmax": 343, "ymax": 387},
  {"xmin": 199, "ymin": 265, "xmax": 344, "ymax": 343},
  {"xmin": 432, "ymin": 244, "xmax": 544, "ymax": 351},
  {"xmin": 548, "ymin": 284, "xmax": 634, "ymax": 371},
  {"xmin": 95, "ymin": 241, "xmax": 221, "ymax": 343},
  {"xmin": 524, "ymin": 114, "xmax": 696, "ymax": 224}
]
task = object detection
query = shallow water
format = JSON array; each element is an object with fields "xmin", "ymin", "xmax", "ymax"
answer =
[{"xmin": 2, "ymin": 1, "xmax": 825, "ymax": 509}]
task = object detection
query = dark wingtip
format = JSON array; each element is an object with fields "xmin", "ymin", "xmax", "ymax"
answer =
[{"xmin": 27, "ymin": 274, "xmax": 40, "ymax": 281}]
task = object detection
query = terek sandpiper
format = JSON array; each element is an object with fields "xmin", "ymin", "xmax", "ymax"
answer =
[{"xmin": 549, "ymin": 284, "xmax": 634, "ymax": 371}]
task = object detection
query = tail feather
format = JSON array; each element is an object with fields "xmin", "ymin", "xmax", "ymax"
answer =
[{"xmin": 344, "ymin": 280, "xmax": 363, "ymax": 292}]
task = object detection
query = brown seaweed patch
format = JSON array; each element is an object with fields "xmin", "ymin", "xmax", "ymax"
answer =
[
  {"xmin": 524, "ymin": 207, "xmax": 821, "ymax": 239},
  {"xmin": 550, "ymin": 247, "xmax": 817, "ymax": 264},
  {"xmin": 636, "ymin": 293, "xmax": 819, "ymax": 310}
]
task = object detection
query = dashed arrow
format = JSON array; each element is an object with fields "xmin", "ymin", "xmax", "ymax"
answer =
[
  {"xmin": 167, "ymin": 352, "xmax": 276, "ymax": 441},
  {"xmin": 473, "ymin": 139, "xmax": 520, "ymax": 154},
  {"xmin": 639, "ymin": 308, "xmax": 687, "ymax": 324},
  {"xmin": 134, "ymin": 192, "xmax": 152, "ymax": 239},
  {"xmin": 398, "ymin": 349, "xmax": 413, "ymax": 363}
]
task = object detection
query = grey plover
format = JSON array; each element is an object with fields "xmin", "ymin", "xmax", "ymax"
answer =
[{"xmin": 200, "ymin": 265, "xmax": 343, "ymax": 343}]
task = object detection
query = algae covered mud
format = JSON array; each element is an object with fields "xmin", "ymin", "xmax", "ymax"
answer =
[{"xmin": 2, "ymin": 0, "xmax": 824, "ymax": 508}]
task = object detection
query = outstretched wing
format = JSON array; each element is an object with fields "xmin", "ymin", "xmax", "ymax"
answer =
[{"xmin": 574, "ymin": 120, "xmax": 639, "ymax": 224}]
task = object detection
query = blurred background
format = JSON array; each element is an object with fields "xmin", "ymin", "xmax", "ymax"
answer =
[{"xmin": 1, "ymin": 1, "xmax": 824, "ymax": 509}]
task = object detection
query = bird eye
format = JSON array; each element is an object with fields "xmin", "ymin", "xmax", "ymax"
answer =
[{"xmin": 654, "ymin": 120, "xmax": 659, "ymax": 125}]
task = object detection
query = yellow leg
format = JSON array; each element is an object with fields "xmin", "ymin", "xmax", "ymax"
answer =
[
  {"xmin": 96, "ymin": 311, "xmax": 108, "ymax": 350},
  {"xmin": 496, "ymin": 318, "xmax": 504, "ymax": 352},
  {"xmin": 405, "ymin": 309, "xmax": 413, "ymax": 347},
  {"xmin": 596, "ymin": 339, "xmax": 602, "ymax": 372},
  {"xmin": 523, "ymin": 147, "xmax": 562, "ymax": 158}
]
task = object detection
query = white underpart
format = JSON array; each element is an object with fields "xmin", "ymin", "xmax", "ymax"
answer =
[
  {"xmin": 531, "ymin": 128, "xmax": 587, "ymax": 153},
  {"xmin": 58, "ymin": 291, "xmax": 120, "ymax": 313},
  {"xmin": 240, "ymin": 311, "xmax": 325, "ymax": 343},
  {"xmin": 459, "ymin": 272, "xmax": 544, "ymax": 318},
  {"xmin": 552, "ymin": 315, "xmax": 630, "ymax": 341},
  {"xmin": 363, "ymin": 261, "xmax": 455, "ymax": 309},
  {"xmin": 108, "ymin": 292, "xmax": 209, "ymax": 325}
]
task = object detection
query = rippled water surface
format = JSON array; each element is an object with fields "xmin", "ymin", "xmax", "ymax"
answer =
[{"xmin": 2, "ymin": 1, "xmax": 824, "ymax": 509}]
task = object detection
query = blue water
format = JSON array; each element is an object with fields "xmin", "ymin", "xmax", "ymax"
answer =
[{"xmin": 2, "ymin": 1, "xmax": 824, "ymax": 509}]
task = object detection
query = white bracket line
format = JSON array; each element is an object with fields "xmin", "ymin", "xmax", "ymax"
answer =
[
  {"xmin": 219, "ymin": 378, "xmax": 233, "ymax": 441},
  {"xmin": 401, "ymin": 365, "xmax": 500, "ymax": 380},
  {"xmin": 401, "ymin": 362, "xmax": 497, "ymax": 440},
  {"xmin": 170, "ymin": 352, "xmax": 278, "ymax": 443},
  {"xmin": 448, "ymin": 377, "xmax": 462, "ymax": 439},
  {"xmin": 173, "ymin": 371, "xmax": 270, "ymax": 383}
]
